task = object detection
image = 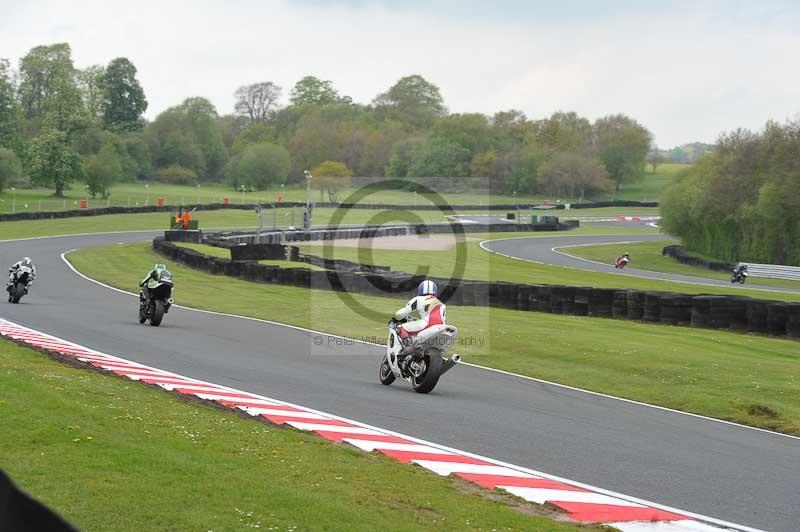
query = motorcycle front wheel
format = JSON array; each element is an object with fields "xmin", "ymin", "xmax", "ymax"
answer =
[
  {"xmin": 150, "ymin": 300, "xmax": 165, "ymax": 326},
  {"xmin": 11, "ymin": 282, "xmax": 25, "ymax": 303},
  {"xmin": 411, "ymin": 348, "xmax": 443, "ymax": 394},
  {"xmin": 379, "ymin": 354, "xmax": 396, "ymax": 385}
]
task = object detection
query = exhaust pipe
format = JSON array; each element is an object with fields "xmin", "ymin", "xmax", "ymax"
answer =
[{"xmin": 440, "ymin": 354, "xmax": 461, "ymax": 375}]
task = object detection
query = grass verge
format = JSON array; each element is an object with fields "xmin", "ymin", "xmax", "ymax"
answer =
[
  {"xmin": 0, "ymin": 338, "xmax": 580, "ymax": 531},
  {"xmin": 67, "ymin": 242, "xmax": 800, "ymax": 435},
  {"xmin": 560, "ymin": 240, "xmax": 800, "ymax": 291}
]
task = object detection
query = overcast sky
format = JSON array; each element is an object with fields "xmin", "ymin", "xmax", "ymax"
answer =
[{"xmin": 2, "ymin": 0, "xmax": 798, "ymax": 147}]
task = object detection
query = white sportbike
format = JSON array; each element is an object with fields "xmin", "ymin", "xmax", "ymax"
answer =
[{"xmin": 379, "ymin": 318, "xmax": 461, "ymax": 394}]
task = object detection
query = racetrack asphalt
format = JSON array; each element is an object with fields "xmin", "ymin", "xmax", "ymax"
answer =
[{"xmin": 1, "ymin": 231, "xmax": 799, "ymax": 531}]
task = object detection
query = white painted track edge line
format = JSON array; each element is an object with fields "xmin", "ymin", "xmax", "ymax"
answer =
[
  {"xmin": 58, "ymin": 249, "xmax": 800, "ymax": 442},
  {"xmin": 0, "ymin": 316, "xmax": 761, "ymax": 532}
]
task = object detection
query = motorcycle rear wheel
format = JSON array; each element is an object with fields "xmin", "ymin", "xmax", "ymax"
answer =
[
  {"xmin": 379, "ymin": 354, "xmax": 396, "ymax": 385},
  {"xmin": 150, "ymin": 300, "xmax": 165, "ymax": 326},
  {"xmin": 411, "ymin": 348, "xmax": 442, "ymax": 394}
]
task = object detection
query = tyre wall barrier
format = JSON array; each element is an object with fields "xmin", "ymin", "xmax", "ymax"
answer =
[
  {"xmin": 154, "ymin": 237, "xmax": 799, "ymax": 338},
  {"xmin": 164, "ymin": 230, "xmax": 203, "ymax": 243},
  {"xmin": 642, "ymin": 292, "xmax": 662, "ymax": 322},
  {"xmin": 662, "ymin": 245, "xmax": 735, "ymax": 272},
  {"xmin": 767, "ymin": 303, "xmax": 789, "ymax": 335},
  {"xmin": 658, "ymin": 294, "xmax": 693, "ymax": 326},
  {"xmin": 786, "ymin": 303, "xmax": 800, "ymax": 339},
  {"xmin": 230, "ymin": 244, "xmax": 287, "ymax": 261}
]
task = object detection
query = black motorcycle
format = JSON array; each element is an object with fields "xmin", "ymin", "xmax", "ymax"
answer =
[
  {"xmin": 731, "ymin": 266, "xmax": 748, "ymax": 284},
  {"xmin": 138, "ymin": 272, "xmax": 174, "ymax": 326},
  {"xmin": 7, "ymin": 265, "xmax": 33, "ymax": 304}
]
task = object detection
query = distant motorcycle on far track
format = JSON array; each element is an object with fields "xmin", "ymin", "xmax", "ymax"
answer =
[{"xmin": 731, "ymin": 264, "xmax": 748, "ymax": 284}]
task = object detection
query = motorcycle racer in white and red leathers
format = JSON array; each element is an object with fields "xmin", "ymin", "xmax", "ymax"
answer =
[{"xmin": 394, "ymin": 280, "xmax": 446, "ymax": 344}]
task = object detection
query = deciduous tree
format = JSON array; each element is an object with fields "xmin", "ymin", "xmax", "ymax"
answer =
[
  {"xmin": 226, "ymin": 142, "xmax": 290, "ymax": 190},
  {"xmin": 84, "ymin": 140, "xmax": 121, "ymax": 197},
  {"xmin": 0, "ymin": 59, "xmax": 22, "ymax": 150},
  {"xmin": 234, "ymin": 82, "xmax": 282, "ymax": 122},
  {"xmin": 647, "ymin": 148, "xmax": 665, "ymax": 173},
  {"xmin": 289, "ymin": 76, "xmax": 347, "ymax": 106},
  {"xmin": 101, "ymin": 57, "xmax": 147, "ymax": 131},
  {"xmin": 76, "ymin": 65, "xmax": 105, "ymax": 122},
  {"xmin": 145, "ymin": 97, "xmax": 226, "ymax": 180},
  {"xmin": 0, "ymin": 147, "xmax": 22, "ymax": 192},
  {"xmin": 17, "ymin": 43, "xmax": 76, "ymax": 120},
  {"xmin": 27, "ymin": 127, "xmax": 84, "ymax": 197},
  {"xmin": 537, "ymin": 152, "xmax": 611, "ymax": 200},
  {"xmin": 310, "ymin": 160, "xmax": 351, "ymax": 202},
  {"xmin": 593, "ymin": 114, "xmax": 651, "ymax": 190},
  {"xmin": 407, "ymin": 137, "xmax": 470, "ymax": 180},
  {"xmin": 373, "ymin": 75, "xmax": 446, "ymax": 129}
]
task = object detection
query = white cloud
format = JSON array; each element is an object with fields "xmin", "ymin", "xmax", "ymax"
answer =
[{"xmin": 2, "ymin": 0, "xmax": 799, "ymax": 147}]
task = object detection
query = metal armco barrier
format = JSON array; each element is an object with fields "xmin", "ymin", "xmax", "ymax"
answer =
[{"xmin": 740, "ymin": 263, "xmax": 800, "ymax": 281}]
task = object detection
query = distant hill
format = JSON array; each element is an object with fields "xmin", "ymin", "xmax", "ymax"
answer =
[{"xmin": 653, "ymin": 142, "xmax": 714, "ymax": 164}]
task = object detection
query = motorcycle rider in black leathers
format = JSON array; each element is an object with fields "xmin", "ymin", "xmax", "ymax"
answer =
[{"xmin": 7, "ymin": 257, "xmax": 36, "ymax": 302}]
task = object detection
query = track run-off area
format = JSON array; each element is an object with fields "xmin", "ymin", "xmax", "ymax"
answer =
[{"xmin": 1, "ymin": 229, "xmax": 799, "ymax": 531}]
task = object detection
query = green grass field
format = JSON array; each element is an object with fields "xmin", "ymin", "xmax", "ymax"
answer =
[
  {"xmin": 1, "ymin": 339, "xmax": 576, "ymax": 531},
  {"xmin": 0, "ymin": 182, "xmax": 560, "ymax": 213},
  {"xmin": 67, "ymin": 242, "xmax": 800, "ymax": 434},
  {"xmin": 603, "ymin": 163, "xmax": 689, "ymax": 202},
  {"xmin": 561, "ymin": 240, "xmax": 800, "ymax": 291}
]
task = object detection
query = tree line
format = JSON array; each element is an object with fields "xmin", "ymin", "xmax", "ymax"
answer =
[
  {"xmin": 0, "ymin": 42, "xmax": 653, "ymax": 200},
  {"xmin": 660, "ymin": 119, "xmax": 800, "ymax": 266}
]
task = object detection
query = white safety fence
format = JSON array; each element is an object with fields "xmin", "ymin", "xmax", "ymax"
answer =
[{"xmin": 740, "ymin": 263, "xmax": 800, "ymax": 281}]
